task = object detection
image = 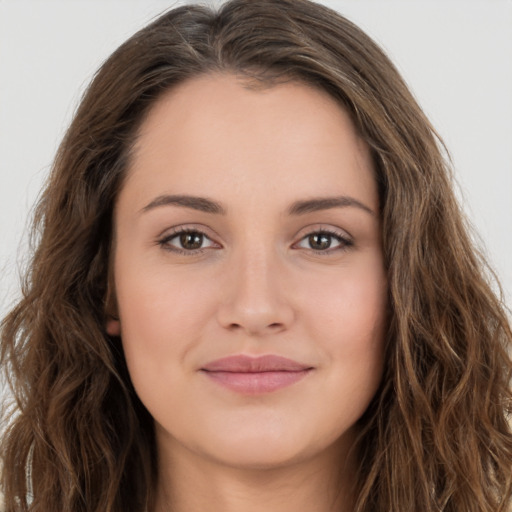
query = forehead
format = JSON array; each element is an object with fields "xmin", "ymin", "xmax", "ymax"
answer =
[{"xmin": 122, "ymin": 72, "xmax": 377, "ymax": 213}]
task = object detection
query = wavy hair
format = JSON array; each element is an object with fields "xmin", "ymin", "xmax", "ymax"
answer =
[{"xmin": 1, "ymin": 1, "xmax": 511, "ymax": 511}]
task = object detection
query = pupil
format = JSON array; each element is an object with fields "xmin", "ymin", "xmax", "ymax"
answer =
[
  {"xmin": 180, "ymin": 232, "xmax": 203, "ymax": 250},
  {"xmin": 310, "ymin": 233, "xmax": 331, "ymax": 250}
]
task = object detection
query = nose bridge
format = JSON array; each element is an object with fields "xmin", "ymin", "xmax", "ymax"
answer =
[
  {"xmin": 217, "ymin": 238, "xmax": 294, "ymax": 335},
  {"xmin": 239, "ymin": 242, "xmax": 273, "ymax": 288},
  {"xmin": 233, "ymin": 241, "xmax": 282, "ymax": 312}
]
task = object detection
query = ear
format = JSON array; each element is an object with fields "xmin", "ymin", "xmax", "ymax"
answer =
[
  {"xmin": 105, "ymin": 274, "xmax": 120, "ymax": 336},
  {"xmin": 106, "ymin": 316, "xmax": 121, "ymax": 336}
]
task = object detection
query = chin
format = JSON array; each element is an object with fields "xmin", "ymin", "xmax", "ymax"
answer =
[
  {"xmin": 194, "ymin": 420, "xmax": 345, "ymax": 471},
  {"xmin": 205, "ymin": 440, "xmax": 311, "ymax": 470}
]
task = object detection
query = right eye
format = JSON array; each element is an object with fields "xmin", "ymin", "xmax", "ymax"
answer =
[{"xmin": 158, "ymin": 229, "xmax": 218, "ymax": 254}]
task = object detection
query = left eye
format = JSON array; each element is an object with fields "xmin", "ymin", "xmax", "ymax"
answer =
[
  {"xmin": 295, "ymin": 231, "xmax": 351, "ymax": 252},
  {"xmin": 159, "ymin": 230, "xmax": 217, "ymax": 252}
]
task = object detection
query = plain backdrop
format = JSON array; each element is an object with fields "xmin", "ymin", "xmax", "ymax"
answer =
[{"xmin": 1, "ymin": 1, "xmax": 511, "ymax": 348}]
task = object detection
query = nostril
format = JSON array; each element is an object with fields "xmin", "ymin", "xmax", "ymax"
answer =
[
  {"xmin": 226, "ymin": 321, "xmax": 284, "ymax": 335},
  {"xmin": 216, "ymin": 292, "xmax": 295, "ymax": 335}
]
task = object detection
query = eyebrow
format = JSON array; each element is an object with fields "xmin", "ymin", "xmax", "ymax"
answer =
[
  {"xmin": 141, "ymin": 194, "xmax": 375, "ymax": 216},
  {"xmin": 141, "ymin": 194, "xmax": 226, "ymax": 215},
  {"xmin": 287, "ymin": 196, "xmax": 375, "ymax": 216}
]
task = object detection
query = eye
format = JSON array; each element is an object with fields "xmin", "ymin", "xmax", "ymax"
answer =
[
  {"xmin": 158, "ymin": 228, "xmax": 218, "ymax": 254},
  {"xmin": 295, "ymin": 229, "xmax": 353, "ymax": 254}
]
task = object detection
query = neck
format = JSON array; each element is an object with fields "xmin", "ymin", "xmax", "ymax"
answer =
[{"xmin": 153, "ymin": 435, "xmax": 357, "ymax": 512}]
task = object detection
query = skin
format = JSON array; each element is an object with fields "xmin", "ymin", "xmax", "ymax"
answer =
[{"xmin": 107, "ymin": 73, "xmax": 388, "ymax": 512}]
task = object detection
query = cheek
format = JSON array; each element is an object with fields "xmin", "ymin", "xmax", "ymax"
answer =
[
  {"xmin": 302, "ymin": 257, "xmax": 387, "ymax": 393},
  {"xmin": 304, "ymin": 256, "xmax": 387, "ymax": 343},
  {"xmin": 115, "ymin": 263, "xmax": 219, "ymax": 386}
]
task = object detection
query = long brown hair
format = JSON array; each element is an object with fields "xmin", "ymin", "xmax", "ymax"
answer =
[{"xmin": 2, "ymin": 1, "xmax": 511, "ymax": 511}]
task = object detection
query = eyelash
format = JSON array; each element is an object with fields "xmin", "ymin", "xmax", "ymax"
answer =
[
  {"xmin": 157, "ymin": 228, "xmax": 218, "ymax": 256},
  {"xmin": 157, "ymin": 227, "xmax": 353, "ymax": 256},
  {"xmin": 294, "ymin": 228, "xmax": 354, "ymax": 255}
]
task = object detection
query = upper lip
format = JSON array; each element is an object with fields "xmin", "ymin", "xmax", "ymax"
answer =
[{"xmin": 201, "ymin": 355, "xmax": 313, "ymax": 373}]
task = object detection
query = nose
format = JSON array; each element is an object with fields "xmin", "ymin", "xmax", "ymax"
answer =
[{"xmin": 216, "ymin": 247, "xmax": 295, "ymax": 336}]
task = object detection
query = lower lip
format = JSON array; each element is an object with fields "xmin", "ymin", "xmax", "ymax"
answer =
[{"xmin": 202, "ymin": 369, "xmax": 312, "ymax": 394}]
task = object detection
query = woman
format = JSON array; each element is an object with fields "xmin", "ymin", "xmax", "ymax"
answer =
[{"xmin": 1, "ymin": 0, "xmax": 511, "ymax": 511}]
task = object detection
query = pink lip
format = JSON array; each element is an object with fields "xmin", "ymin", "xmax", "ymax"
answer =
[{"xmin": 201, "ymin": 355, "xmax": 314, "ymax": 394}]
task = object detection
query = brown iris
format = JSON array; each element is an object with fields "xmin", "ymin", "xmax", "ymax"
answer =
[
  {"xmin": 308, "ymin": 233, "xmax": 332, "ymax": 250},
  {"xmin": 180, "ymin": 232, "xmax": 204, "ymax": 250}
]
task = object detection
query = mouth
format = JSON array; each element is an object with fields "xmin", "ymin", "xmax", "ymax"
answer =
[{"xmin": 200, "ymin": 354, "xmax": 314, "ymax": 394}]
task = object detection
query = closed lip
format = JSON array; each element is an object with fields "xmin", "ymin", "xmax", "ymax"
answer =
[
  {"xmin": 201, "ymin": 354, "xmax": 313, "ymax": 373},
  {"xmin": 200, "ymin": 354, "xmax": 314, "ymax": 394}
]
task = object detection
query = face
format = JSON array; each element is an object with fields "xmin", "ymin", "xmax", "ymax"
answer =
[{"xmin": 107, "ymin": 73, "xmax": 387, "ymax": 471}]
